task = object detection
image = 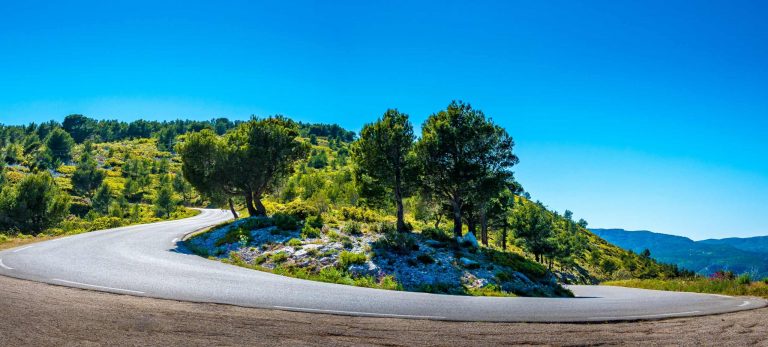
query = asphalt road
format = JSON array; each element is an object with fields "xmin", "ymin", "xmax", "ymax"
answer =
[{"xmin": 0, "ymin": 209, "xmax": 764, "ymax": 322}]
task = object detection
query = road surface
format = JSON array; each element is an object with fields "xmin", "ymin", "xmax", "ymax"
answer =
[{"xmin": 0, "ymin": 209, "xmax": 764, "ymax": 322}]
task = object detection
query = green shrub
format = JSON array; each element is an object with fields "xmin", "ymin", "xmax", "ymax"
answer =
[
  {"xmin": 281, "ymin": 200, "xmax": 319, "ymax": 220},
  {"xmin": 326, "ymin": 230, "xmax": 341, "ymax": 241},
  {"xmin": 254, "ymin": 255, "xmax": 267, "ymax": 264},
  {"xmin": 340, "ymin": 206, "xmax": 381, "ymax": 222},
  {"xmin": 270, "ymin": 252, "xmax": 289, "ymax": 263},
  {"xmin": 240, "ymin": 217, "xmax": 273, "ymax": 230},
  {"xmin": 273, "ymin": 213, "xmax": 299, "ymax": 231},
  {"xmin": 763, "ymin": 278, "xmax": 768, "ymax": 284},
  {"xmin": 373, "ymin": 221, "xmax": 397, "ymax": 234},
  {"xmin": 373, "ymin": 230, "xmax": 418, "ymax": 254},
  {"xmin": 420, "ymin": 227, "xmax": 450, "ymax": 242},
  {"xmin": 89, "ymin": 216, "xmax": 125, "ymax": 231},
  {"xmin": 416, "ymin": 253, "xmax": 435, "ymax": 264},
  {"xmin": 301, "ymin": 224, "xmax": 321, "ymax": 239},
  {"xmin": 306, "ymin": 215, "xmax": 324, "ymax": 229},
  {"xmin": 215, "ymin": 227, "xmax": 251, "ymax": 247},
  {"xmin": 286, "ymin": 238, "xmax": 303, "ymax": 247},
  {"xmin": 343, "ymin": 221, "xmax": 363, "ymax": 236},
  {"xmin": 736, "ymin": 273, "xmax": 752, "ymax": 285},
  {"xmin": 338, "ymin": 251, "xmax": 367, "ymax": 268}
]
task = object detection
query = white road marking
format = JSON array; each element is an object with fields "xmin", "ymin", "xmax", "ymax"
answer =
[
  {"xmin": 0, "ymin": 258, "xmax": 13, "ymax": 270},
  {"xmin": 172, "ymin": 238, "xmax": 179, "ymax": 244},
  {"xmin": 591, "ymin": 310, "xmax": 701, "ymax": 320},
  {"xmin": 739, "ymin": 301, "xmax": 751, "ymax": 307},
  {"xmin": 273, "ymin": 306, "xmax": 447, "ymax": 320},
  {"xmin": 12, "ymin": 245, "xmax": 34, "ymax": 253},
  {"xmin": 52, "ymin": 279, "xmax": 145, "ymax": 294}
]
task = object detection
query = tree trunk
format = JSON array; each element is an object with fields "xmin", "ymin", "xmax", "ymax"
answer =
[
  {"xmin": 244, "ymin": 192, "xmax": 258, "ymax": 217},
  {"xmin": 434, "ymin": 214, "xmax": 442, "ymax": 229},
  {"xmin": 452, "ymin": 200, "xmax": 462, "ymax": 238},
  {"xmin": 501, "ymin": 222, "xmax": 508, "ymax": 250},
  {"xmin": 480, "ymin": 208, "xmax": 488, "ymax": 246},
  {"xmin": 253, "ymin": 194, "xmax": 267, "ymax": 216},
  {"xmin": 228, "ymin": 198, "xmax": 239, "ymax": 219},
  {"xmin": 467, "ymin": 217, "xmax": 476, "ymax": 235},
  {"xmin": 394, "ymin": 172, "xmax": 406, "ymax": 232}
]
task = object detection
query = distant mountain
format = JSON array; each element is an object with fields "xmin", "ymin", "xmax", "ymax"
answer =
[
  {"xmin": 590, "ymin": 228, "xmax": 768, "ymax": 278},
  {"xmin": 699, "ymin": 236, "xmax": 768, "ymax": 254}
]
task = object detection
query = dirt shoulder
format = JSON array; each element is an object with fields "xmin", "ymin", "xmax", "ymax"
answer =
[{"xmin": 0, "ymin": 275, "xmax": 765, "ymax": 347}]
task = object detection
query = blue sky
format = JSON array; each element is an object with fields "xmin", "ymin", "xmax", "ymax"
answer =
[{"xmin": 1, "ymin": 1, "xmax": 766, "ymax": 240}]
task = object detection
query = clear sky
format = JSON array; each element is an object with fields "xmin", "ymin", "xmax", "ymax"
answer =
[{"xmin": 1, "ymin": 1, "xmax": 766, "ymax": 240}]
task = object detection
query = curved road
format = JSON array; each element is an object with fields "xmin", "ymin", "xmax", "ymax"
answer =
[{"xmin": 0, "ymin": 209, "xmax": 764, "ymax": 322}]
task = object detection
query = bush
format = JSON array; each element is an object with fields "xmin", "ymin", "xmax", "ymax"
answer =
[
  {"xmin": 240, "ymin": 217, "xmax": 274, "ymax": 230},
  {"xmin": 736, "ymin": 273, "xmax": 752, "ymax": 285},
  {"xmin": 338, "ymin": 251, "xmax": 367, "ymax": 268},
  {"xmin": 89, "ymin": 216, "xmax": 125, "ymax": 231},
  {"xmin": 273, "ymin": 213, "xmax": 299, "ymax": 231},
  {"xmin": 373, "ymin": 230, "xmax": 418, "ymax": 254},
  {"xmin": 326, "ymin": 230, "xmax": 341, "ymax": 241},
  {"xmin": 306, "ymin": 215, "xmax": 324, "ymax": 229},
  {"xmin": 340, "ymin": 206, "xmax": 381, "ymax": 222},
  {"xmin": 416, "ymin": 253, "xmax": 435, "ymax": 264},
  {"xmin": 286, "ymin": 238, "xmax": 303, "ymax": 247},
  {"xmin": 270, "ymin": 252, "xmax": 289, "ymax": 263},
  {"xmin": 343, "ymin": 221, "xmax": 363, "ymax": 236},
  {"xmin": 420, "ymin": 227, "xmax": 450, "ymax": 242},
  {"xmin": 215, "ymin": 227, "xmax": 250, "ymax": 247},
  {"xmin": 281, "ymin": 200, "xmax": 318, "ymax": 220},
  {"xmin": 301, "ymin": 224, "xmax": 321, "ymax": 239},
  {"xmin": 763, "ymin": 278, "xmax": 768, "ymax": 285},
  {"xmin": 372, "ymin": 221, "xmax": 397, "ymax": 234},
  {"xmin": 711, "ymin": 270, "xmax": 736, "ymax": 281}
]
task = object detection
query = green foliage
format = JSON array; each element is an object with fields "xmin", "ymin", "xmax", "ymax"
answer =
[
  {"xmin": 511, "ymin": 200, "xmax": 554, "ymax": 262},
  {"xmin": 338, "ymin": 251, "xmax": 367, "ymax": 268},
  {"xmin": 272, "ymin": 213, "xmax": 299, "ymax": 231},
  {"xmin": 153, "ymin": 176, "xmax": 177, "ymax": 218},
  {"xmin": 286, "ymin": 238, "xmax": 303, "ymax": 247},
  {"xmin": 44, "ymin": 127, "xmax": 75, "ymax": 164},
  {"xmin": 605, "ymin": 278, "xmax": 768, "ymax": 298},
  {"xmin": 270, "ymin": 251, "xmax": 289, "ymax": 263},
  {"xmin": 420, "ymin": 227, "xmax": 451, "ymax": 242},
  {"xmin": 305, "ymin": 214, "xmax": 323, "ymax": 229},
  {"xmin": 373, "ymin": 230, "xmax": 418, "ymax": 254},
  {"xmin": 736, "ymin": 273, "xmax": 752, "ymax": 285},
  {"xmin": 352, "ymin": 109, "xmax": 415, "ymax": 232},
  {"xmin": 343, "ymin": 221, "xmax": 363, "ymax": 236},
  {"xmin": 71, "ymin": 149, "xmax": 105, "ymax": 197},
  {"xmin": 215, "ymin": 227, "xmax": 251, "ymax": 247},
  {"xmin": 339, "ymin": 206, "xmax": 381, "ymax": 222},
  {"xmin": 91, "ymin": 182, "xmax": 112, "ymax": 215},
  {"xmin": 301, "ymin": 219, "xmax": 321, "ymax": 239},
  {"xmin": 0, "ymin": 171, "xmax": 70, "ymax": 235},
  {"xmin": 414, "ymin": 101, "xmax": 518, "ymax": 238}
]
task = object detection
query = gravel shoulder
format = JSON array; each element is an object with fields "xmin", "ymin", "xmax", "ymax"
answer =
[{"xmin": 1, "ymin": 275, "xmax": 766, "ymax": 346}]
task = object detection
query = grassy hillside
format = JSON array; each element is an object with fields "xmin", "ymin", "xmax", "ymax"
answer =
[{"xmin": 591, "ymin": 228, "xmax": 768, "ymax": 278}]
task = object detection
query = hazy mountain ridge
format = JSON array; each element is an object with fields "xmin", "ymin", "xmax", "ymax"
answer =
[{"xmin": 590, "ymin": 228, "xmax": 768, "ymax": 278}]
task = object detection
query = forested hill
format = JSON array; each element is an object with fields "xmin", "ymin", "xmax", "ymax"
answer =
[
  {"xmin": 2, "ymin": 111, "xmax": 687, "ymax": 284},
  {"xmin": 591, "ymin": 228, "xmax": 768, "ymax": 278}
]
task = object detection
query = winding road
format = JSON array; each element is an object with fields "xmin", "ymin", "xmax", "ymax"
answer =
[{"xmin": 0, "ymin": 209, "xmax": 764, "ymax": 322}]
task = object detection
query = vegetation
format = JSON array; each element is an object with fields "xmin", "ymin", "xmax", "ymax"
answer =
[
  {"xmin": 2, "ymin": 103, "xmax": 689, "ymax": 295},
  {"xmin": 605, "ymin": 275, "xmax": 768, "ymax": 298}
]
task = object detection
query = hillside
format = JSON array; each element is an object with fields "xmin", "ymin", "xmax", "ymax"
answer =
[
  {"xmin": 591, "ymin": 228, "xmax": 768, "ymax": 278},
  {"xmin": 2, "ymin": 114, "xmax": 686, "ymax": 295}
]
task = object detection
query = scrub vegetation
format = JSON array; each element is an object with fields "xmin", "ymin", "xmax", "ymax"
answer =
[{"xmin": 605, "ymin": 271, "xmax": 768, "ymax": 298}]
